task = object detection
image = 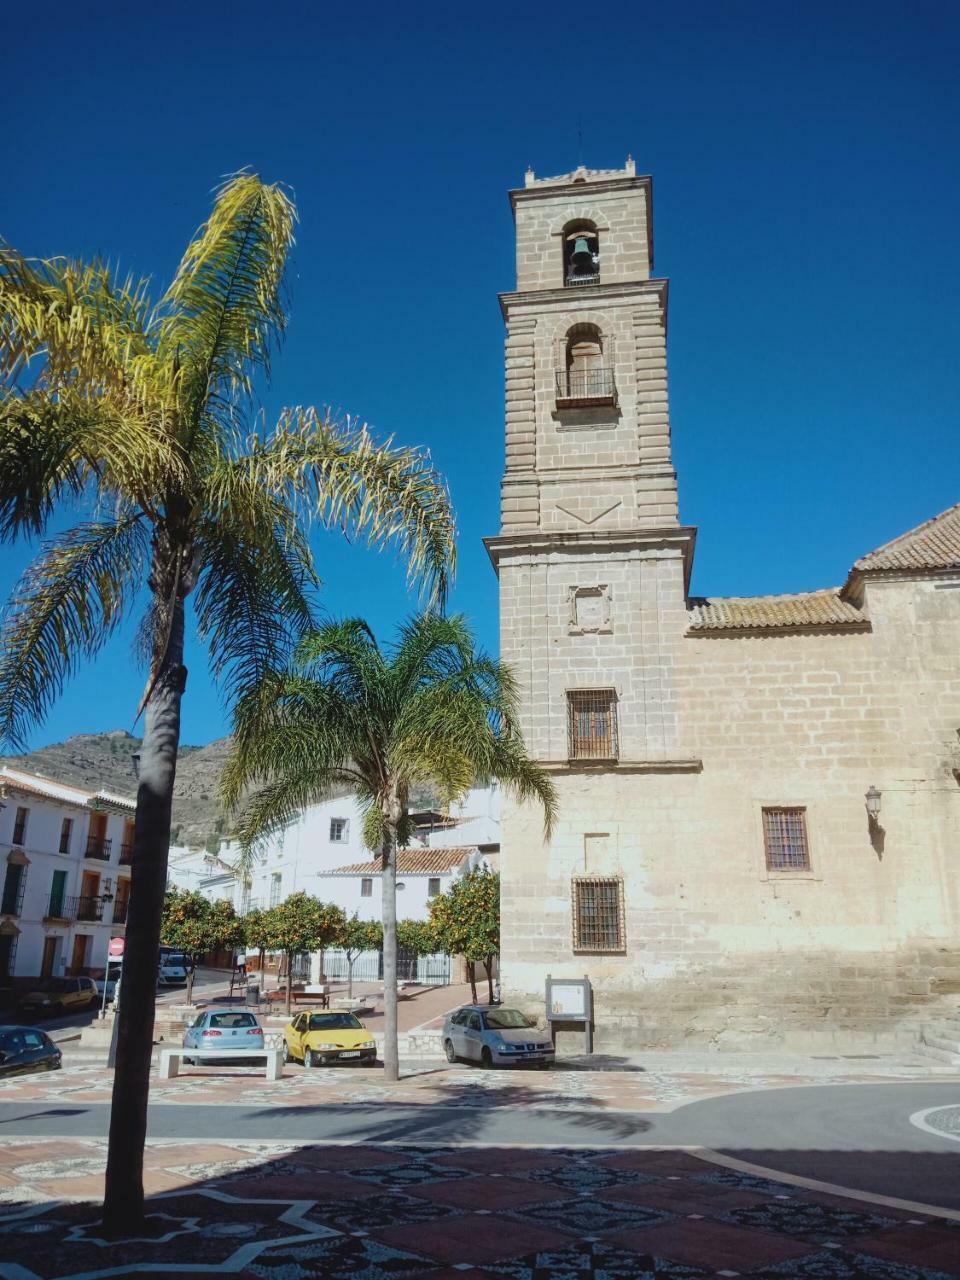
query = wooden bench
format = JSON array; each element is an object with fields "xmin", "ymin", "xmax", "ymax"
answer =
[{"xmin": 158, "ymin": 1045, "xmax": 283, "ymax": 1081}]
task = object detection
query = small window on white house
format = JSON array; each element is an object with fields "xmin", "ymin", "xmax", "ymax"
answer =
[
  {"xmin": 59, "ymin": 818, "xmax": 73, "ymax": 855},
  {"xmin": 269, "ymin": 873, "xmax": 282, "ymax": 907},
  {"xmin": 427, "ymin": 877, "xmax": 441, "ymax": 898},
  {"xmin": 361, "ymin": 877, "xmax": 373, "ymax": 898},
  {"xmin": 329, "ymin": 818, "xmax": 349, "ymax": 843},
  {"xmin": 12, "ymin": 808, "xmax": 28, "ymax": 846}
]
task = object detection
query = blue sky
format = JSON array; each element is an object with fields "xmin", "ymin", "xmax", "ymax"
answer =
[{"xmin": 2, "ymin": 0, "xmax": 958, "ymax": 750}]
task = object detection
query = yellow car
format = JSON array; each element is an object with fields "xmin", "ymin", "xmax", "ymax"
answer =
[{"xmin": 283, "ymin": 1010, "xmax": 378, "ymax": 1067}]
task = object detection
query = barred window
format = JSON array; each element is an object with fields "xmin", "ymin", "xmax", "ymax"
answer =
[
  {"xmin": 360, "ymin": 877, "xmax": 373, "ymax": 898},
  {"xmin": 567, "ymin": 690, "xmax": 618, "ymax": 760},
  {"xmin": 572, "ymin": 877, "xmax": 625, "ymax": 953},
  {"xmin": 762, "ymin": 807, "xmax": 810, "ymax": 872}
]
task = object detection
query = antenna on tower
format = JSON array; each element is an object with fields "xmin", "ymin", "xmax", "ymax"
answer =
[{"xmin": 577, "ymin": 118, "xmax": 584, "ymax": 168}]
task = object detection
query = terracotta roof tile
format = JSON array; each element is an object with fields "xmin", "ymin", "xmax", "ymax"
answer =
[
  {"xmin": 854, "ymin": 502, "xmax": 960, "ymax": 573},
  {"xmin": 687, "ymin": 589, "xmax": 866, "ymax": 633},
  {"xmin": 0, "ymin": 767, "xmax": 135, "ymax": 810},
  {"xmin": 325, "ymin": 847, "xmax": 478, "ymax": 876}
]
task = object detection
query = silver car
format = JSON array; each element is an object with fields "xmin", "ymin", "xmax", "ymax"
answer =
[
  {"xmin": 442, "ymin": 1005, "xmax": 555, "ymax": 1068},
  {"xmin": 182, "ymin": 1008, "xmax": 265, "ymax": 1062}
]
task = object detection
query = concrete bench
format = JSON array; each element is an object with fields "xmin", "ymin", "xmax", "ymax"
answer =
[{"xmin": 158, "ymin": 1045, "xmax": 283, "ymax": 1081}]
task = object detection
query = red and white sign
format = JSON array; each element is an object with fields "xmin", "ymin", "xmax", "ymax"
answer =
[{"xmin": 108, "ymin": 937, "xmax": 125, "ymax": 958}]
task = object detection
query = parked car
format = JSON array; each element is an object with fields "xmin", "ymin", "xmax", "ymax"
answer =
[
  {"xmin": 283, "ymin": 1011, "xmax": 377, "ymax": 1067},
  {"xmin": 442, "ymin": 1005, "xmax": 555, "ymax": 1068},
  {"xmin": 159, "ymin": 946, "xmax": 194, "ymax": 973},
  {"xmin": 157, "ymin": 953, "xmax": 189, "ymax": 986},
  {"xmin": 182, "ymin": 1008, "xmax": 265, "ymax": 1063},
  {"xmin": 0, "ymin": 1025, "xmax": 62, "ymax": 1077},
  {"xmin": 18, "ymin": 977, "xmax": 98, "ymax": 1018},
  {"xmin": 95, "ymin": 962, "xmax": 123, "ymax": 1004}
]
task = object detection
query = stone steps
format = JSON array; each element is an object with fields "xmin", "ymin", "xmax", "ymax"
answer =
[{"xmin": 919, "ymin": 1025, "xmax": 960, "ymax": 1067}]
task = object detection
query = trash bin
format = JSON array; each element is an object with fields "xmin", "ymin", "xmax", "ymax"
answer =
[{"xmin": 245, "ymin": 981, "xmax": 260, "ymax": 1007}]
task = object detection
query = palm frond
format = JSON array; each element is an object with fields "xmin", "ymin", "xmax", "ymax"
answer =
[
  {"xmin": 0, "ymin": 247, "xmax": 155, "ymax": 394},
  {"xmin": 157, "ymin": 173, "xmax": 295, "ymax": 442},
  {"xmin": 247, "ymin": 408, "xmax": 456, "ymax": 606},
  {"xmin": 0, "ymin": 515, "xmax": 148, "ymax": 748}
]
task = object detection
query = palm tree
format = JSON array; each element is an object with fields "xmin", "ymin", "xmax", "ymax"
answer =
[
  {"xmin": 222, "ymin": 613, "xmax": 557, "ymax": 1081},
  {"xmin": 0, "ymin": 174, "xmax": 454, "ymax": 1232}
]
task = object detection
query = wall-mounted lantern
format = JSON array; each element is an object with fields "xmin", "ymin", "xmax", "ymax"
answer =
[{"xmin": 864, "ymin": 785, "xmax": 882, "ymax": 821}]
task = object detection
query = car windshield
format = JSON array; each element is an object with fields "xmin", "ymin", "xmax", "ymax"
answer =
[
  {"xmin": 163, "ymin": 955, "xmax": 187, "ymax": 967},
  {"xmin": 483, "ymin": 1009, "xmax": 532, "ymax": 1030},
  {"xmin": 209, "ymin": 1012, "xmax": 258, "ymax": 1029},
  {"xmin": 308, "ymin": 1014, "xmax": 362, "ymax": 1031}
]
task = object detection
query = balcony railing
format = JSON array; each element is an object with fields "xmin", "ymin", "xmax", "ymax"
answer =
[
  {"xmin": 565, "ymin": 268, "xmax": 600, "ymax": 287},
  {"xmin": 119, "ymin": 843, "xmax": 133, "ymax": 865},
  {"xmin": 555, "ymin": 368, "xmax": 618, "ymax": 408},
  {"xmin": 112, "ymin": 899, "xmax": 129, "ymax": 925},
  {"xmin": 85, "ymin": 835, "xmax": 112, "ymax": 860},
  {"xmin": 1, "ymin": 874, "xmax": 26, "ymax": 917},
  {"xmin": 45, "ymin": 894, "xmax": 104, "ymax": 921}
]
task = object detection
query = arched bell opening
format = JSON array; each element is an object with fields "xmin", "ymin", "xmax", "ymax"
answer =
[
  {"xmin": 562, "ymin": 221, "xmax": 600, "ymax": 286},
  {"xmin": 556, "ymin": 324, "xmax": 617, "ymax": 407}
]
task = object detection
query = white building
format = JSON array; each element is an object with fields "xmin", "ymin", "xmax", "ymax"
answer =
[
  {"xmin": 316, "ymin": 846, "xmax": 489, "ymax": 924},
  {"xmin": 168, "ymin": 785, "xmax": 501, "ymax": 918},
  {"xmin": 0, "ymin": 767, "xmax": 136, "ymax": 982}
]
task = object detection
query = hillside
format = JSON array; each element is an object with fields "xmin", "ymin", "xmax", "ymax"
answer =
[{"xmin": 1, "ymin": 730, "xmax": 232, "ymax": 850}]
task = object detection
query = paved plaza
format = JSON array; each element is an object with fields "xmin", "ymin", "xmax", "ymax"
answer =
[{"xmin": 2, "ymin": 1060, "xmax": 960, "ymax": 1278}]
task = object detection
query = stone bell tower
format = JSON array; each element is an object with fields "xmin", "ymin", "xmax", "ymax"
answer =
[{"xmin": 486, "ymin": 159, "xmax": 695, "ymax": 770}]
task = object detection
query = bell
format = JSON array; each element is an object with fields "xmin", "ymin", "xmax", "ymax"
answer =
[{"xmin": 571, "ymin": 236, "xmax": 592, "ymax": 266}]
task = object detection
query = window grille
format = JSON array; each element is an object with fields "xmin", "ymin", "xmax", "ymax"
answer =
[
  {"xmin": 428, "ymin": 877, "xmax": 441, "ymax": 898},
  {"xmin": 329, "ymin": 818, "xmax": 348, "ymax": 842},
  {"xmin": 360, "ymin": 877, "xmax": 373, "ymax": 898},
  {"xmin": 762, "ymin": 807, "xmax": 810, "ymax": 872},
  {"xmin": 269, "ymin": 874, "xmax": 282, "ymax": 907},
  {"xmin": 59, "ymin": 818, "xmax": 73, "ymax": 855},
  {"xmin": 572, "ymin": 877, "xmax": 625, "ymax": 953},
  {"xmin": 567, "ymin": 690, "xmax": 618, "ymax": 760}
]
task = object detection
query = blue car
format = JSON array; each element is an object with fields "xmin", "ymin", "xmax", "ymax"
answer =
[
  {"xmin": 182, "ymin": 1008, "xmax": 265, "ymax": 1062},
  {"xmin": 442, "ymin": 1005, "xmax": 555, "ymax": 1068}
]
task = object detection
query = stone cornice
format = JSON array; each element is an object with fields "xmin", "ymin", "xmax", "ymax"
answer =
[
  {"xmin": 484, "ymin": 525, "xmax": 697, "ymax": 594},
  {"xmin": 539, "ymin": 757, "xmax": 703, "ymax": 775},
  {"xmin": 508, "ymin": 173, "xmax": 652, "ymax": 211},
  {"xmin": 499, "ymin": 278, "xmax": 668, "ymax": 323}
]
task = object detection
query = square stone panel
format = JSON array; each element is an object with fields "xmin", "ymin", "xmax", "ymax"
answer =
[
  {"xmin": 374, "ymin": 1212, "xmax": 573, "ymax": 1265},
  {"xmin": 409, "ymin": 1175, "xmax": 575, "ymax": 1212},
  {"xmin": 608, "ymin": 1219, "xmax": 815, "ymax": 1271}
]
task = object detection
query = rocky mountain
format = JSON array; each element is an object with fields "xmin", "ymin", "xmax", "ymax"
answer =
[{"xmin": 1, "ymin": 730, "xmax": 232, "ymax": 850}]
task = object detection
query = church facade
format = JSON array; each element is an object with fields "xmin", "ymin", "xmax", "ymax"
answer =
[{"xmin": 485, "ymin": 159, "xmax": 960, "ymax": 1050}]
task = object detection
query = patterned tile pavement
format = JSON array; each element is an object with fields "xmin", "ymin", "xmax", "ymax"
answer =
[
  {"xmin": 0, "ymin": 1059, "xmax": 947, "ymax": 1113},
  {"xmin": 1, "ymin": 1137, "xmax": 959, "ymax": 1279}
]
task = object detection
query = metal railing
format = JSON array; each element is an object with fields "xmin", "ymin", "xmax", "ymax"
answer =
[
  {"xmin": 85, "ymin": 835, "xmax": 112, "ymax": 860},
  {"xmin": 112, "ymin": 899, "xmax": 129, "ymax": 925},
  {"xmin": 45, "ymin": 894, "xmax": 104, "ymax": 921},
  {"xmin": 567, "ymin": 689, "xmax": 619, "ymax": 761},
  {"xmin": 555, "ymin": 367, "xmax": 617, "ymax": 406},
  {"xmin": 565, "ymin": 269, "xmax": 600, "ymax": 286},
  {"xmin": 119, "ymin": 843, "xmax": 133, "ymax": 865},
  {"xmin": 1, "ymin": 870, "xmax": 26, "ymax": 916}
]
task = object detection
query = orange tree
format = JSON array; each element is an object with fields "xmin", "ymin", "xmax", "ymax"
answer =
[
  {"xmin": 338, "ymin": 916, "xmax": 382, "ymax": 997},
  {"xmin": 262, "ymin": 892, "xmax": 345, "ymax": 1014},
  {"xmin": 160, "ymin": 889, "xmax": 243, "ymax": 1003},
  {"xmin": 429, "ymin": 869, "xmax": 499, "ymax": 1004},
  {"xmin": 243, "ymin": 906, "xmax": 272, "ymax": 977}
]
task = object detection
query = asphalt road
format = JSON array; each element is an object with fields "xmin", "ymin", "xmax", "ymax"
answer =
[{"xmin": 1, "ymin": 1082, "xmax": 959, "ymax": 1208}]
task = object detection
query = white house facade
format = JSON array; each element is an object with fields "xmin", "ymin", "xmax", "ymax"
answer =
[{"xmin": 0, "ymin": 767, "xmax": 136, "ymax": 983}]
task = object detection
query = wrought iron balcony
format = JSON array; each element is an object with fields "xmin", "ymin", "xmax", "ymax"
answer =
[
  {"xmin": 1, "ymin": 874, "xmax": 26, "ymax": 917},
  {"xmin": 112, "ymin": 899, "xmax": 129, "ymax": 925},
  {"xmin": 119, "ymin": 842, "xmax": 134, "ymax": 865},
  {"xmin": 565, "ymin": 268, "xmax": 600, "ymax": 286},
  {"xmin": 555, "ymin": 368, "xmax": 618, "ymax": 409},
  {"xmin": 45, "ymin": 894, "xmax": 104, "ymax": 921},
  {"xmin": 85, "ymin": 835, "xmax": 112, "ymax": 860}
]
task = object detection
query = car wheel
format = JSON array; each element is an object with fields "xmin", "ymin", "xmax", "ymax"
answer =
[
  {"xmin": 282, "ymin": 1041, "xmax": 291, "ymax": 1064},
  {"xmin": 305, "ymin": 1048, "xmax": 319, "ymax": 1068},
  {"xmin": 480, "ymin": 1047, "xmax": 493, "ymax": 1069},
  {"xmin": 444, "ymin": 1039, "xmax": 457, "ymax": 1063}
]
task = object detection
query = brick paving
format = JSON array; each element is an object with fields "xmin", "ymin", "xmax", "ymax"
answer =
[{"xmin": 1, "ymin": 1136, "xmax": 958, "ymax": 1278}]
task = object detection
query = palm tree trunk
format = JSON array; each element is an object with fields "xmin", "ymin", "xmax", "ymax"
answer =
[
  {"xmin": 380, "ymin": 803, "xmax": 399, "ymax": 1082},
  {"xmin": 102, "ymin": 594, "xmax": 186, "ymax": 1235}
]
